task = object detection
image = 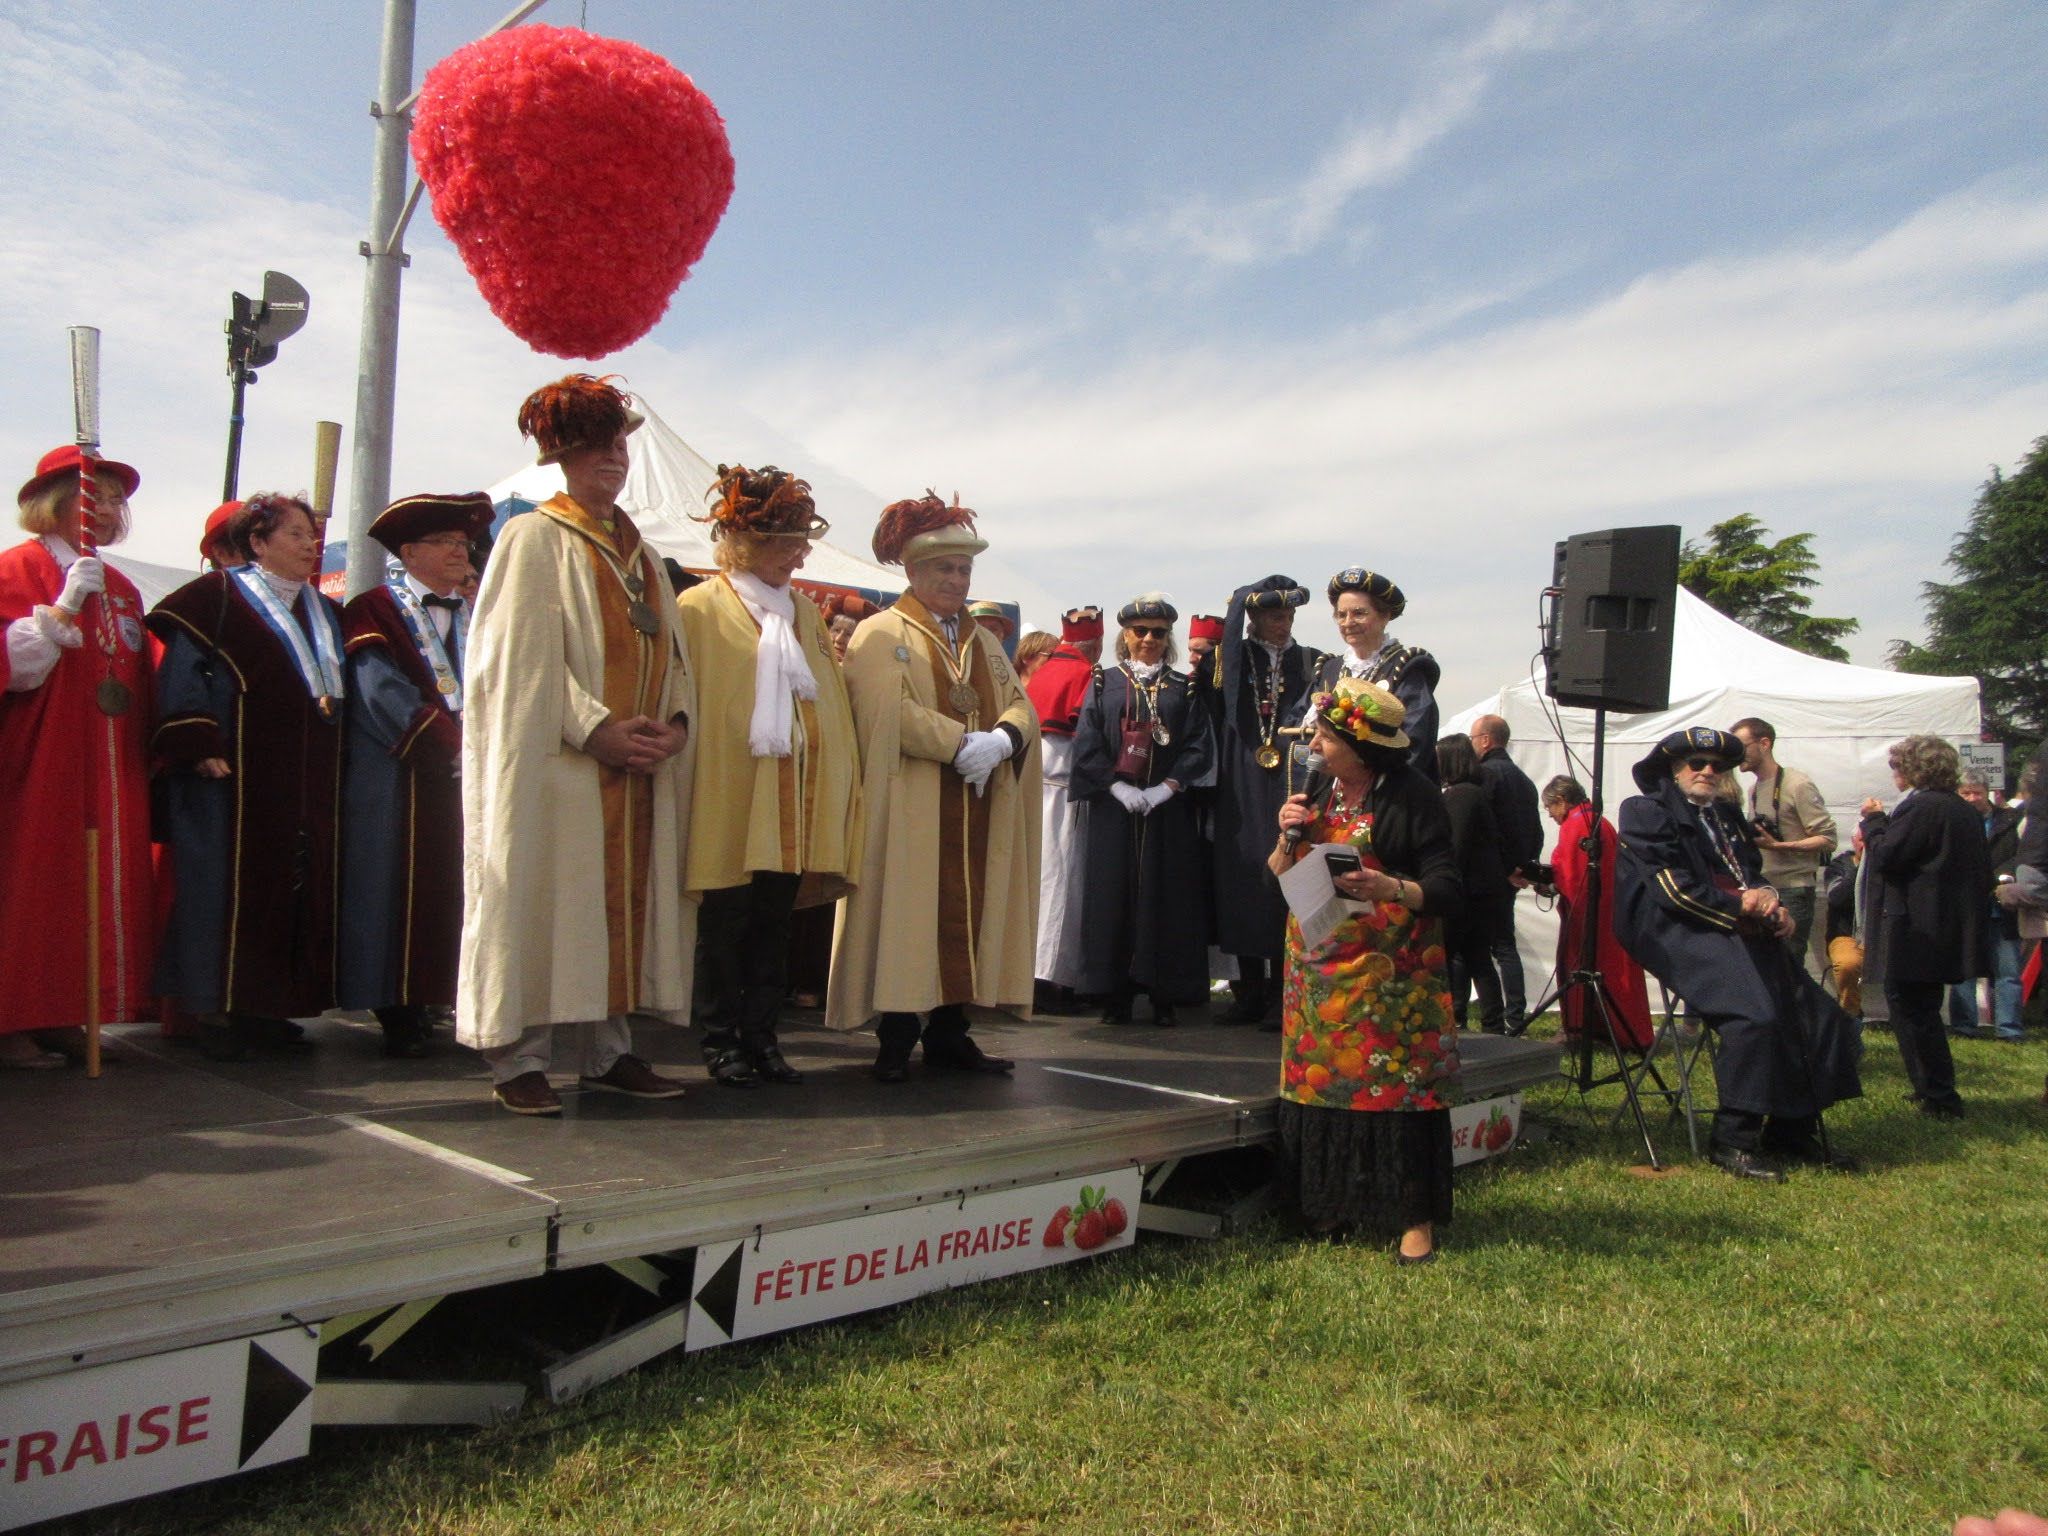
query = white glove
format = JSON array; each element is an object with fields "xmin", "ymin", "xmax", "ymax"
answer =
[
  {"xmin": 953, "ymin": 730, "xmax": 1011, "ymax": 786},
  {"xmin": 1141, "ymin": 782, "xmax": 1175, "ymax": 812},
  {"xmin": 1109, "ymin": 782, "xmax": 1150, "ymax": 814},
  {"xmin": 55, "ymin": 556, "xmax": 105, "ymax": 616}
]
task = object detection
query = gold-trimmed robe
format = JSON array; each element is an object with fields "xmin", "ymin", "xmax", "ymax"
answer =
[
  {"xmin": 826, "ymin": 594, "xmax": 1040, "ymax": 1029},
  {"xmin": 456, "ymin": 495, "xmax": 697, "ymax": 1049},
  {"xmin": 675, "ymin": 573, "xmax": 863, "ymax": 902}
]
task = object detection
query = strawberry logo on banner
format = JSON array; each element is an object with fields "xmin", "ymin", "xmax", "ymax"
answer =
[{"xmin": 410, "ymin": 26, "xmax": 735, "ymax": 359}]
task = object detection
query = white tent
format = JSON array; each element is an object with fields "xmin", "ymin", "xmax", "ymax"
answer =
[
  {"xmin": 486, "ymin": 396, "xmax": 898, "ymax": 592},
  {"xmin": 1444, "ymin": 587, "xmax": 1981, "ymax": 1000},
  {"xmin": 106, "ymin": 552, "xmax": 199, "ymax": 610}
]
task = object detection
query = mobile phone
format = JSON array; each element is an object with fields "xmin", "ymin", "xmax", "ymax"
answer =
[{"xmin": 1325, "ymin": 848, "xmax": 1361, "ymax": 893}]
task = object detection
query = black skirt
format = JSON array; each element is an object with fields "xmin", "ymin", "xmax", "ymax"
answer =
[{"xmin": 1275, "ymin": 1100, "xmax": 1454, "ymax": 1233}]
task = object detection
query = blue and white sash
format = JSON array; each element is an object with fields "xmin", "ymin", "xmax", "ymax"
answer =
[
  {"xmin": 231, "ymin": 566, "xmax": 346, "ymax": 707},
  {"xmin": 388, "ymin": 581, "xmax": 465, "ymax": 713}
]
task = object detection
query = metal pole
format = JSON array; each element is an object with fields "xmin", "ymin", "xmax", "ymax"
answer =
[
  {"xmin": 345, "ymin": 0, "xmax": 417, "ymax": 599},
  {"xmin": 223, "ymin": 364, "xmax": 248, "ymax": 501}
]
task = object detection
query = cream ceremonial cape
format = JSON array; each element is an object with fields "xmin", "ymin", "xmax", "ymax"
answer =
[
  {"xmin": 826, "ymin": 597, "xmax": 1041, "ymax": 1030},
  {"xmin": 457, "ymin": 500, "xmax": 698, "ymax": 1049},
  {"xmin": 674, "ymin": 574, "xmax": 863, "ymax": 902}
]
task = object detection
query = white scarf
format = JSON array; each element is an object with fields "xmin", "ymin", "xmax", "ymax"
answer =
[
  {"xmin": 730, "ymin": 569, "xmax": 819, "ymax": 757},
  {"xmin": 1126, "ymin": 659, "xmax": 1165, "ymax": 681}
]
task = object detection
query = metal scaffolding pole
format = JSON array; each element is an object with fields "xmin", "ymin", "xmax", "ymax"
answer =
[{"xmin": 344, "ymin": 0, "xmax": 418, "ymax": 599}]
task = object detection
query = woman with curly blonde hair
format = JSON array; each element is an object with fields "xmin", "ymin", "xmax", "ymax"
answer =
[{"xmin": 674, "ymin": 464, "xmax": 861, "ymax": 1087}]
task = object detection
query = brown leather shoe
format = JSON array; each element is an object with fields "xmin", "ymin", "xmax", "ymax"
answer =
[
  {"xmin": 493, "ymin": 1070, "xmax": 563, "ymax": 1116},
  {"xmin": 580, "ymin": 1054, "xmax": 687, "ymax": 1100}
]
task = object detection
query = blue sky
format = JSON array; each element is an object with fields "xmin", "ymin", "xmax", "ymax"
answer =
[{"xmin": 4, "ymin": 1, "xmax": 2046, "ymax": 707}]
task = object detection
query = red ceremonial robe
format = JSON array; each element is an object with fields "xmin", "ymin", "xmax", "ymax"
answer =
[
  {"xmin": 148, "ymin": 572, "xmax": 343, "ymax": 1019},
  {"xmin": 1025, "ymin": 646, "xmax": 1094, "ymax": 737},
  {"xmin": 337, "ymin": 585, "xmax": 463, "ymax": 1008},
  {"xmin": 0, "ymin": 539, "xmax": 156, "ymax": 1032},
  {"xmin": 1552, "ymin": 800, "xmax": 1655, "ymax": 1049}
]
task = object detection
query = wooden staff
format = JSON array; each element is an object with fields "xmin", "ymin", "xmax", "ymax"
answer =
[{"xmin": 68, "ymin": 325, "xmax": 105, "ymax": 1078}]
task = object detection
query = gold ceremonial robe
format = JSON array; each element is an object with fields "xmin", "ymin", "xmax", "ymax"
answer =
[
  {"xmin": 457, "ymin": 495, "xmax": 698, "ymax": 1049},
  {"xmin": 826, "ymin": 594, "xmax": 1041, "ymax": 1030},
  {"xmin": 674, "ymin": 574, "xmax": 863, "ymax": 903}
]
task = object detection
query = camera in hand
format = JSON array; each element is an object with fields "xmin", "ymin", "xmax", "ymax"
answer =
[{"xmin": 1749, "ymin": 815, "xmax": 1781, "ymax": 842}]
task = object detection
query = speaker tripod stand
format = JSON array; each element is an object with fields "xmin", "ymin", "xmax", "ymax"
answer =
[{"xmin": 1515, "ymin": 705, "xmax": 1676, "ymax": 1169}]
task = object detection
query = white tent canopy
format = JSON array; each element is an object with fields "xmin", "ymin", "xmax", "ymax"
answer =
[
  {"xmin": 486, "ymin": 396, "xmax": 898, "ymax": 592},
  {"xmin": 1444, "ymin": 587, "xmax": 1981, "ymax": 1003}
]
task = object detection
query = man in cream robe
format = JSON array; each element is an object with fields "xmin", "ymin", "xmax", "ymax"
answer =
[
  {"xmin": 458, "ymin": 378, "xmax": 697, "ymax": 1115},
  {"xmin": 827, "ymin": 498, "xmax": 1041, "ymax": 1079}
]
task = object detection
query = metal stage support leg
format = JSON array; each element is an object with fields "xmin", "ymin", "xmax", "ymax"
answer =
[
  {"xmin": 358, "ymin": 1295, "xmax": 444, "ymax": 1362},
  {"xmin": 1135, "ymin": 1158, "xmax": 1274, "ymax": 1240},
  {"xmin": 543, "ymin": 1296, "xmax": 694, "ymax": 1405},
  {"xmin": 313, "ymin": 1379, "xmax": 527, "ymax": 1427},
  {"xmin": 606, "ymin": 1257, "xmax": 670, "ymax": 1298}
]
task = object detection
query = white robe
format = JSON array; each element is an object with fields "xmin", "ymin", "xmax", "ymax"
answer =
[
  {"xmin": 1035, "ymin": 733, "xmax": 1089, "ymax": 985},
  {"xmin": 456, "ymin": 505, "xmax": 698, "ymax": 1049}
]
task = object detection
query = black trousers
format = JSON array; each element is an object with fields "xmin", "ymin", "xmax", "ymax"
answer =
[
  {"xmin": 695, "ymin": 872, "xmax": 803, "ymax": 1056},
  {"xmin": 1446, "ymin": 911, "xmax": 1507, "ymax": 1029},
  {"xmin": 1886, "ymin": 977, "xmax": 1963, "ymax": 1112},
  {"xmin": 1485, "ymin": 920, "xmax": 1527, "ymax": 1026},
  {"xmin": 877, "ymin": 1003, "xmax": 970, "ymax": 1059},
  {"xmin": 1712, "ymin": 1107, "xmax": 1818, "ymax": 1152}
]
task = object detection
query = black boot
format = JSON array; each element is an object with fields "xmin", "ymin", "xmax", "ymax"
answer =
[
  {"xmin": 874, "ymin": 1012, "xmax": 921, "ymax": 1082},
  {"xmin": 1219, "ymin": 968, "xmax": 1266, "ymax": 1025},
  {"xmin": 922, "ymin": 1004, "xmax": 1014, "ymax": 1074},
  {"xmin": 375, "ymin": 1005, "xmax": 432, "ymax": 1060},
  {"xmin": 741, "ymin": 986, "xmax": 802, "ymax": 1084}
]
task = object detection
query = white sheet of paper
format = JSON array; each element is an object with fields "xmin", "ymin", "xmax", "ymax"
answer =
[{"xmin": 1278, "ymin": 842, "xmax": 1371, "ymax": 950}]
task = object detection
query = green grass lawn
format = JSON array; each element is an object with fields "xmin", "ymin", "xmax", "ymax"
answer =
[{"xmin": 71, "ymin": 1029, "xmax": 2048, "ymax": 1536}]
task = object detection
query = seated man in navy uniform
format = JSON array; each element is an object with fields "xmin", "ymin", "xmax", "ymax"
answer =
[{"xmin": 1612, "ymin": 728, "xmax": 1863, "ymax": 1181}]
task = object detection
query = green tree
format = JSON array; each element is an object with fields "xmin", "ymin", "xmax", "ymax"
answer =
[
  {"xmin": 1678, "ymin": 514, "xmax": 1860, "ymax": 661},
  {"xmin": 1891, "ymin": 435, "xmax": 2048, "ymax": 751}
]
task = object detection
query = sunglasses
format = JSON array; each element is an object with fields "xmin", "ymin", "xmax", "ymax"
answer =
[
  {"xmin": 1682, "ymin": 757, "xmax": 1724, "ymax": 772},
  {"xmin": 1127, "ymin": 624, "xmax": 1171, "ymax": 638}
]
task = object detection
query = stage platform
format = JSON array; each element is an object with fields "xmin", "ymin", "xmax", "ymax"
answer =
[{"xmin": 0, "ymin": 1009, "xmax": 1559, "ymax": 1389}]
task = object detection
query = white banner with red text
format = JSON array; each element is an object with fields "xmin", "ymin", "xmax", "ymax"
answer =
[
  {"xmin": 685, "ymin": 1168, "xmax": 1143, "ymax": 1351},
  {"xmin": 0, "ymin": 1327, "xmax": 314, "ymax": 1530}
]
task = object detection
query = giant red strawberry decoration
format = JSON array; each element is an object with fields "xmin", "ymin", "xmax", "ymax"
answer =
[{"xmin": 410, "ymin": 26, "xmax": 735, "ymax": 358}]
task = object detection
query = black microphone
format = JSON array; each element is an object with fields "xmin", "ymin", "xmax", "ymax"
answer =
[{"xmin": 1283, "ymin": 751, "xmax": 1331, "ymax": 850}]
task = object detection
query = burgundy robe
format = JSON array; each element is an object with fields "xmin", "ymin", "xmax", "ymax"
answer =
[{"xmin": 149, "ymin": 572, "xmax": 342, "ymax": 1018}]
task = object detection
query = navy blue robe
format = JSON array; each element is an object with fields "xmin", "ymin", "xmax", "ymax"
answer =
[
  {"xmin": 1614, "ymin": 777, "xmax": 1861, "ymax": 1118},
  {"xmin": 1197, "ymin": 606, "xmax": 1322, "ymax": 958},
  {"xmin": 1292, "ymin": 642, "xmax": 1442, "ymax": 784},
  {"xmin": 1071, "ymin": 665, "xmax": 1218, "ymax": 1002},
  {"xmin": 337, "ymin": 586, "xmax": 465, "ymax": 1010}
]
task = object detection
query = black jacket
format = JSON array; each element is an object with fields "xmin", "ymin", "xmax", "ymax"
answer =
[
  {"xmin": 1312, "ymin": 761, "xmax": 1463, "ymax": 923},
  {"xmin": 1477, "ymin": 746, "xmax": 1544, "ymax": 877},
  {"xmin": 1441, "ymin": 782, "xmax": 1514, "ymax": 908},
  {"xmin": 1861, "ymin": 789, "xmax": 1992, "ymax": 985}
]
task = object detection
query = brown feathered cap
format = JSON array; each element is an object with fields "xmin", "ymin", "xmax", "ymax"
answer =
[
  {"xmin": 871, "ymin": 490, "xmax": 988, "ymax": 567},
  {"xmin": 516, "ymin": 374, "xmax": 645, "ymax": 466},
  {"xmin": 700, "ymin": 463, "xmax": 829, "ymax": 540}
]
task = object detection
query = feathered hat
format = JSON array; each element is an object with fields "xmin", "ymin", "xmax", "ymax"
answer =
[
  {"xmin": 871, "ymin": 490, "xmax": 987, "ymax": 567},
  {"xmin": 699, "ymin": 463, "xmax": 828, "ymax": 540},
  {"xmin": 516, "ymin": 373, "xmax": 645, "ymax": 466}
]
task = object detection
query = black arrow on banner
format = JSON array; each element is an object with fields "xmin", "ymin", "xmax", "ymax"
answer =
[
  {"xmin": 692, "ymin": 1242, "xmax": 744, "ymax": 1340},
  {"xmin": 240, "ymin": 1340, "xmax": 313, "ymax": 1466}
]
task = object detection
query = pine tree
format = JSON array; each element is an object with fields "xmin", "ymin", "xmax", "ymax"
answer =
[{"xmin": 1677, "ymin": 514, "xmax": 1859, "ymax": 662}]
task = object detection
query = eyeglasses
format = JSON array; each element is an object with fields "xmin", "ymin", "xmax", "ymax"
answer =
[
  {"xmin": 412, "ymin": 533, "xmax": 472, "ymax": 550},
  {"xmin": 1682, "ymin": 757, "xmax": 1723, "ymax": 772},
  {"xmin": 1127, "ymin": 624, "xmax": 1171, "ymax": 638}
]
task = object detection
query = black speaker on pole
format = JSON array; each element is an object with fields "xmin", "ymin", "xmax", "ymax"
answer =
[{"xmin": 1543, "ymin": 524, "xmax": 1681, "ymax": 714}]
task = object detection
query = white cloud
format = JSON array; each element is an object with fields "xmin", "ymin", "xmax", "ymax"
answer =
[
  {"xmin": 4, "ymin": 4, "xmax": 2043, "ymax": 714},
  {"xmin": 1097, "ymin": 1, "xmax": 1578, "ymax": 272}
]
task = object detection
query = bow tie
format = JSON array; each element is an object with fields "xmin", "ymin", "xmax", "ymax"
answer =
[{"xmin": 422, "ymin": 593, "xmax": 463, "ymax": 611}]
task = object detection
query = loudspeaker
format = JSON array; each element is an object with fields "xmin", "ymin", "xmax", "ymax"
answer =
[{"xmin": 1544, "ymin": 525, "xmax": 1680, "ymax": 714}]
